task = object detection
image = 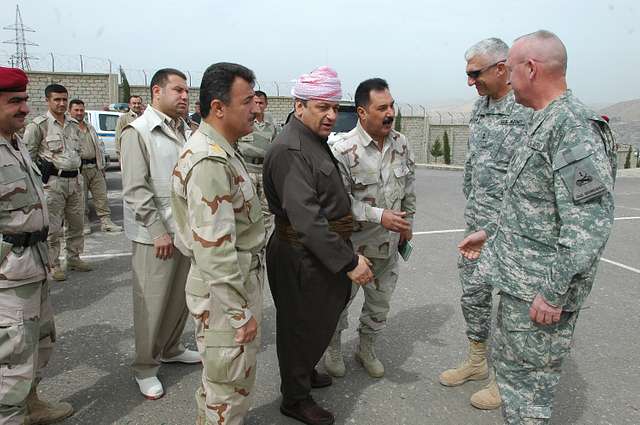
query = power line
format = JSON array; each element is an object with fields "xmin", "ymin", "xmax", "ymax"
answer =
[{"xmin": 3, "ymin": 4, "xmax": 38, "ymax": 70}]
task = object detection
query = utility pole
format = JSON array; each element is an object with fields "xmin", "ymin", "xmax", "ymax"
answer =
[{"xmin": 3, "ymin": 5, "xmax": 38, "ymax": 70}]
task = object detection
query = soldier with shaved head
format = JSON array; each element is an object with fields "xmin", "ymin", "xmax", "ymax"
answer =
[{"xmin": 460, "ymin": 30, "xmax": 617, "ymax": 424}]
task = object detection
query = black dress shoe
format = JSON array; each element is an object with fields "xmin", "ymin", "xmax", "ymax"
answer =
[
  {"xmin": 311, "ymin": 369, "xmax": 332, "ymax": 388},
  {"xmin": 280, "ymin": 397, "xmax": 335, "ymax": 425}
]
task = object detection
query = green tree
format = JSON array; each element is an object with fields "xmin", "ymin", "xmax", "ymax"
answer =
[
  {"xmin": 443, "ymin": 131, "xmax": 451, "ymax": 165},
  {"xmin": 430, "ymin": 137, "xmax": 443, "ymax": 163},
  {"xmin": 119, "ymin": 67, "xmax": 130, "ymax": 104},
  {"xmin": 624, "ymin": 147, "xmax": 632, "ymax": 169},
  {"xmin": 636, "ymin": 150, "xmax": 640, "ymax": 168},
  {"xmin": 394, "ymin": 109, "xmax": 402, "ymax": 132}
]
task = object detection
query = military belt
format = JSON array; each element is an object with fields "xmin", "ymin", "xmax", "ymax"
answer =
[
  {"xmin": 275, "ymin": 213, "xmax": 354, "ymax": 245},
  {"xmin": 245, "ymin": 156, "xmax": 264, "ymax": 165},
  {"xmin": 3, "ymin": 227, "xmax": 49, "ymax": 247},
  {"xmin": 81, "ymin": 158, "xmax": 97, "ymax": 166}
]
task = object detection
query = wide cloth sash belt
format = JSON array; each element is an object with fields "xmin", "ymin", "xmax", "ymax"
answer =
[
  {"xmin": 275, "ymin": 213, "xmax": 354, "ymax": 245},
  {"xmin": 81, "ymin": 158, "xmax": 97, "ymax": 165}
]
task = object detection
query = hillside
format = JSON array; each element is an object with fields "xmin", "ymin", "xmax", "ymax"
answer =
[{"xmin": 599, "ymin": 98, "xmax": 640, "ymax": 148}]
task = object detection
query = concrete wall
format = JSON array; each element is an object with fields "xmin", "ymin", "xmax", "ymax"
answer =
[{"xmin": 26, "ymin": 71, "xmax": 118, "ymax": 117}]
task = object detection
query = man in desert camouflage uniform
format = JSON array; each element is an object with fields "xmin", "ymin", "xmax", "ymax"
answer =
[
  {"xmin": 23, "ymin": 84, "xmax": 93, "ymax": 282},
  {"xmin": 115, "ymin": 95, "xmax": 143, "ymax": 159},
  {"xmin": 439, "ymin": 38, "xmax": 532, "ymax": 411},
  {"xmin": 171, "ymin": 62, "xmax": 264, "ymax": 425},
  {"xmin": 237, "ymin": 90, "xmax": 278, "ymax": 235},
  {"xmin": 459, "ymin": 30, "xmax": 616, "ymax": 424},
  {"xmin": 0, "ymin": 67, "xmax": 73, "ymax": 425},
  {"xmin": 328, "ymin": 78, "xmax": 416, "ymax": 379},
  {"xmin": 67, "ymin": 99, "xmax": 122, "ymax": 235}
]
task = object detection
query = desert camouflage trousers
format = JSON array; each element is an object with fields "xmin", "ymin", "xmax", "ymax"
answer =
[
  {"xmin": 248, "ymin": 172, "xmax": 273, "ymax": 238},
  {"xmin": 459, "ymin": 254, "xmax": 493, "ymax": 342},
  {"xmin": 492, "ymin": 293, "xmax": 578, "ymax": 425},
  {"xmin": 336, "ymin": 254, "xmax": 399, "ymax": 336},
  {"xmin": 44, "ymin": 175, "xmax": 84, "ymax": 266},
  {"xmin": 0, "ymin": 281, "xmax": 55, "ymax": 425},
  {"xmin": 187, "ymin": 255, "xmax": 264, "ymax": 425},
  {"xmin": 81, "ymin": 166, "xmax": 111, "ymax": 220}
]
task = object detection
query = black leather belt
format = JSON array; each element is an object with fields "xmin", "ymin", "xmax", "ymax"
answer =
[
  {"xmin": 245, "ymin": 157, "xmax": 264, "ymax": 165},
  {"xmin": 3, "ymin": 227, "xmax": 49, "ymax": 247},
  {"xmin": 81, "ymin": 158, "xmax": 97, "ymax": 165},
  {"xmin": 275, "ymin": 214, "xmax": 354, "ymax": 244}
]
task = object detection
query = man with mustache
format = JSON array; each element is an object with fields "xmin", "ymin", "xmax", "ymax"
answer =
[
  {"xmin": 327, "ymin": 78, "xmax": 416, "ymax": 379},
  {"xmin": 24, "ymin": 83, "xmax": 93, "ymax": 282},
  {"xmin": 115, "ymin": 95, "xmax": 144, "ymax": 160},
  {"xmin": 120, "ymin": 68, "xmax": 200, "ymax": 400},
  {"xmin": 439, "ymin": 38, "xmax": 532, "ymax": 411},
  {"xmin": 263, "ymin": 66, "xmax": 374, "ymax": 425},
  {"xmin": 0, "ymin": 66, "xmax": 74, "ymax": 425}
]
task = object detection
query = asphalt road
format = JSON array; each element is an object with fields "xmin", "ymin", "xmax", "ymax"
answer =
[{"xmin": 40, "ymin": 168, "xmax": 640, "ymax": 425}]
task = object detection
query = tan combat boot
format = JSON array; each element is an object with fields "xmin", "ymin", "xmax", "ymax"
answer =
[
  {"xmin": 470, "ymin": 372, "xmax": 502, "ymax": 410},
  {"xmin": 51, "ymin": 267, "xmax": 65, "ymax": 282},
  {"xmin": 100, "ymin": 217, "xmax": 122, "ymax": 232},
  {"xmin": 324, "ymin": 331, "xmax": 345, "ymax": 377},
  {"xmin": 439, "ymin": 340, "xmax": 489, "ymax": 386},
  {"xmin": 25, "ymin": 385, "xmax": 74, "ymax": 425},
  {"xmin": 67, "ymin": 258, "xmax": 93, "ymax": 272},
  {"xmin": 355, "ymin": 333, "xmax": 384, "ymax": 378}
]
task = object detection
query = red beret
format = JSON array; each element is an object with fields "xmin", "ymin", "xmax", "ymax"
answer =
[
  {"xmin": 0, "ymin": 67, "xmax": 28, "ymax": 92},
  {"xmin": 601, "ymin": 115, "xmax": 610, "ymax": 123}
]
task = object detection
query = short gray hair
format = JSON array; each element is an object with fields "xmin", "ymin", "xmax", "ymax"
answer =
[{"xmin": 464, "ymin": 38, "xmax": 509, "ymax": 63}]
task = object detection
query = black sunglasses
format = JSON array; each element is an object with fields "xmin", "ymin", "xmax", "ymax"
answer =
[{"xmin": 466, "ymin": 60, "xmax": 505, "ymax": 79}]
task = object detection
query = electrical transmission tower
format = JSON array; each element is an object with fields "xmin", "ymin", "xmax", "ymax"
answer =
[{"xmin": 3, "ymin": 5, "xmax": 38, "ymax": 70}]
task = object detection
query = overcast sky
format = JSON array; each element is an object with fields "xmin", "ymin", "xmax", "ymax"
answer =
[{"xmin": 3, "ymin": 0, "xmax": 638, "ymax": 108}]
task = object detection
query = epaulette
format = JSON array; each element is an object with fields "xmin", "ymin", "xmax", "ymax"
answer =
[
  {"xmin": 32, "ymin": 115, "xmax": 47, "ymax": 125},
  {"xmin": 207, "ymin": 143, "xmax": 228, "ymax": 160}
]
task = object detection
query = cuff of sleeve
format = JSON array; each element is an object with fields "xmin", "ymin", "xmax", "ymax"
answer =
[
  {"xmin": 341, "ymin": 254, "xmax": 359, "ymax": 274},
  {"xmin": 228, "ymin": 308, "xmax": 254, "ymax": 329},
  {"xmin": 541, "ymin": 270, "xmax": 569, "ymax": 308},
  {"xmin": 147, "ymin": 219, "xmax": 168, "ymax": 240},
  {"xmin": 369, "ymin": 207, "xmax": 384, "ymax": 224}
]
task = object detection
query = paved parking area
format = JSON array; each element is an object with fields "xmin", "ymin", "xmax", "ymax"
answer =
[{"xmin": 40, "ymin": 168, "xmax": 640, "ymax": 424}]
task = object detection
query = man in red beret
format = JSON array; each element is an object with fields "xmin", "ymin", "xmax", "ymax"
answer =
[{"xmin": 0, "ymin": 67, "xmax": 74, "ymax": 424}]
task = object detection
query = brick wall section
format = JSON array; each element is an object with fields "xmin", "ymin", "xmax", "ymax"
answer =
[
  {"xmin": 26, "ymin": 71, "xmax": 118, "ymax": 117},
  {"xmin": 428, "ymin": 124, "xmax": 470, "ymax": 165}
]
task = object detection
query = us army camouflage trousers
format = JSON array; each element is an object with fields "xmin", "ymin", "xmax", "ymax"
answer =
[
  {"xmin": 459, "ymin": 255, "xmax": 493, "ymax": 342},
  {"xmin": 187, "ymin": 256, "xmax": 263, "ymax": 425},
  {"xmin": 0, "ymin": 281, "xmax": 55, "ymax": 425},
  {"xmin": 81, "ymin": 166, "xmax": 110, "ymax": 220},
  {"xmin": 493, "ymin": 293, "xmax": 578, "ymax": 425},
  {"xmin": 337, "ymin": 255, "xmax": 398, "ymax": 335},
  {"xmin": 45, "ymin": 175, "xmax": 84, "ymax": 266},
  {"xmin": 248, "ymin": 172, "xmax": 273, "ymax": 237}
]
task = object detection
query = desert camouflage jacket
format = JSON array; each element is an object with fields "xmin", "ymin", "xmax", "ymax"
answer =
[{"xmin": 171, "ymin": 121, "xmax": 265, "ymax": 329}]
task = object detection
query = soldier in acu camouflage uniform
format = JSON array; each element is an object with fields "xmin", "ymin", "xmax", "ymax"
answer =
[
  {"xmin": 23, "ymin": 84, "xmax": 93, "ymax": 282},
  {"xmin": 237, "ymin": 90, "xmax": 278, "ymax": 236},
  {"xmin": 171, "ymin": 62, "xmax": 264, "ymax": 425},
  {"xmin": 439, "ymin": 38, "xmax": 532, "ymax": 411},
  {"xmin": 459, "ymin": 31, "xmax": 616, "ymax": 424},
  {"xmin": 328, "ymin": 78, "xmax": 416, "ymax": 379},
  {"xmin": 0, "ymin": 67, "xmax": 73, "ymax": 425}
]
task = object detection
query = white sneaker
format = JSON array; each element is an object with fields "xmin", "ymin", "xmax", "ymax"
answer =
[
  {"xmin": 135, "ymin": 376, "xmax": 164, "ymax": 400},
  {"xmin": 161, "ymin": 349, "xmax": 201, "ymax": 364}
]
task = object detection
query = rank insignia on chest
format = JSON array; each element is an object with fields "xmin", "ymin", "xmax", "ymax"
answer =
[{"xmin": 526, "ymin": 139, "xmax": 545, "ymax": 151}]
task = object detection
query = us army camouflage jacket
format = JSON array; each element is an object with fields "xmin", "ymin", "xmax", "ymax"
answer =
[
  {"xmin": 463, "ymin": 91, "xmax": 532, "ymax": 237},
  {"xmin": 331, "ymin": 122, "xmax": 416, "ymax": 259},
  {"xmin": 171, "ymin": 121, "xmax": 265, "ymax": 329},
  {"xmin": 23, "ymin": 111, "xmax": 82, "ymax": 171},
  {"xmin": 0, "ymin": 135, "xmax": 50, "ymax": 288},
  {"xmin": 481, "ymin": 90, "xmax": 616, "ymax": 311}
]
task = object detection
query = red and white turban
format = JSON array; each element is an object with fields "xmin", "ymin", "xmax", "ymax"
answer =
[{"xmin": 291, "ymin": 66, "xmax": 342, "ymax": 102}]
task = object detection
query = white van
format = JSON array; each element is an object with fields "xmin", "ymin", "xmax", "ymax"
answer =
[{"xmin": 85, "ymin": 110, "xmax": 122, "ymax": 164}]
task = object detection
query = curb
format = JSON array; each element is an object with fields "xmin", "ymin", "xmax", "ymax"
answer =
[{"xmin": 416, "ymin": 163, "xmax": 464, "ymax": 171}]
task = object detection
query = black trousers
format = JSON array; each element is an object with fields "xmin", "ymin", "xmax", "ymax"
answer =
[{"xmin": 266, "ymin": 234, "xmax": 351, "ymax": 402}]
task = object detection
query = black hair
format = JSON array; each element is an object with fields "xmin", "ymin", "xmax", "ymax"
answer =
[
  {"xmin": 199, "ymin": 62, "xmax": 255, "ymax": 119},
  {"xmin": 68, "ymin": 99, "xmax": 84, "ymax": 109},
  {"xmin": 45, "ymin": 84, "xmax": 68, "ymax": 98},
  {"xmin": 149, "ymin": 68, "xmax": 187, "ymax": 100},
  {"xmin": 354, "ymin": 78, "xmax": 389, "ymax": 109}
]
